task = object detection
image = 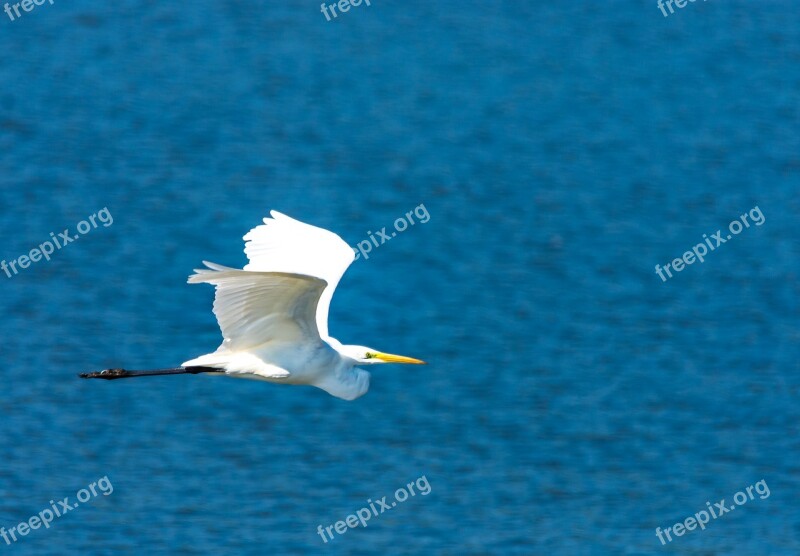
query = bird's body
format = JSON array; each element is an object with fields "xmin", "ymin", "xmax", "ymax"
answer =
[{"xmin": 81, "ymin": 211, "xmax": 424, "ymax": 400}]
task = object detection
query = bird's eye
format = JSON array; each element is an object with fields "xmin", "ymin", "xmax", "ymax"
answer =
[{"xmin": 365, "ymin": 352, "xmax": 375, "ymax": 359}]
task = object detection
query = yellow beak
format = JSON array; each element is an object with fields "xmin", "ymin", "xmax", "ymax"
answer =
[{"xmin": 373, "ymin": 352, "xmax": 427, "ymax": 365}]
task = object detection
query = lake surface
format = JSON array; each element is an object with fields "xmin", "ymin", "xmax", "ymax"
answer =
[{"xmin": 0, "ymin": 1, "xmax": 798, "ymax": 554}]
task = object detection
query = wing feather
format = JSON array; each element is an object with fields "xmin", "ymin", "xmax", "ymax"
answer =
[
  {"xmin": 188, "ymin": 263, "xmax": 327, "ymax": 351},
  {"xmin": 241, "ymin": 211, "xmax": 354, "ymax": 338}
]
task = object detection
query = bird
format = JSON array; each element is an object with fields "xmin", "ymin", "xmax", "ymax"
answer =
[{"xmin": 80, "ymin": 210, "xmax": 425, "ymax": 400}]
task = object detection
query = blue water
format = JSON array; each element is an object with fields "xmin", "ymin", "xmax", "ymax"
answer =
[{"xmin": 1, "ymin": 1, "xmax": 798, "ymax": 554}]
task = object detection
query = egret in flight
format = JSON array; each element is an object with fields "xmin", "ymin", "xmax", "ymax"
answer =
[{"xmin": 80, "ymin": 211, "xmax": 425, "ymax": 400}]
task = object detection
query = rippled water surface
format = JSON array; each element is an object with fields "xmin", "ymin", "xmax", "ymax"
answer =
[{"xmin": 0, "ymin": 1, "xmax": 798, "ymax": 554}]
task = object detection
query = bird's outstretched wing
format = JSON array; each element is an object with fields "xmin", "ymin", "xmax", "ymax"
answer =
[
  {"xmin": 241, "ymin": 211, "xmax": 355, "ymax": 339},
  {"xmin": 188, "ymin": 262, "xmax": 328, "ymax": 351}
]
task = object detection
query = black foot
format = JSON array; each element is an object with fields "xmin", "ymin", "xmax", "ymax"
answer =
[{"xmin": 79, "ymin": 368, "xmax": 128, "ymax": 379}]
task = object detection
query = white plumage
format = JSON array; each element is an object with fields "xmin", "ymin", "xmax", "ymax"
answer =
[{"xmin": 181, "ymin": 211, "xmax": 424, "ymax": 400}]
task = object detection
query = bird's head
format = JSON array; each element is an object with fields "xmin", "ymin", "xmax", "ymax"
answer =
[{"xmin": 340, "ymin": 345, "xmax": 426, "ymax": 366}]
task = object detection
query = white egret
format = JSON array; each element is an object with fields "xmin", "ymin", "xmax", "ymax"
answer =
[{"xmin": 80, "ymin": 211, "xmax": 425, "ymax": 400}]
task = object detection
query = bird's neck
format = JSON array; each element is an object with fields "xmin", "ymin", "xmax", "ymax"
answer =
[{"xmin": 316, "ymin": 364, "xmax": 370, "ymax": 401}]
